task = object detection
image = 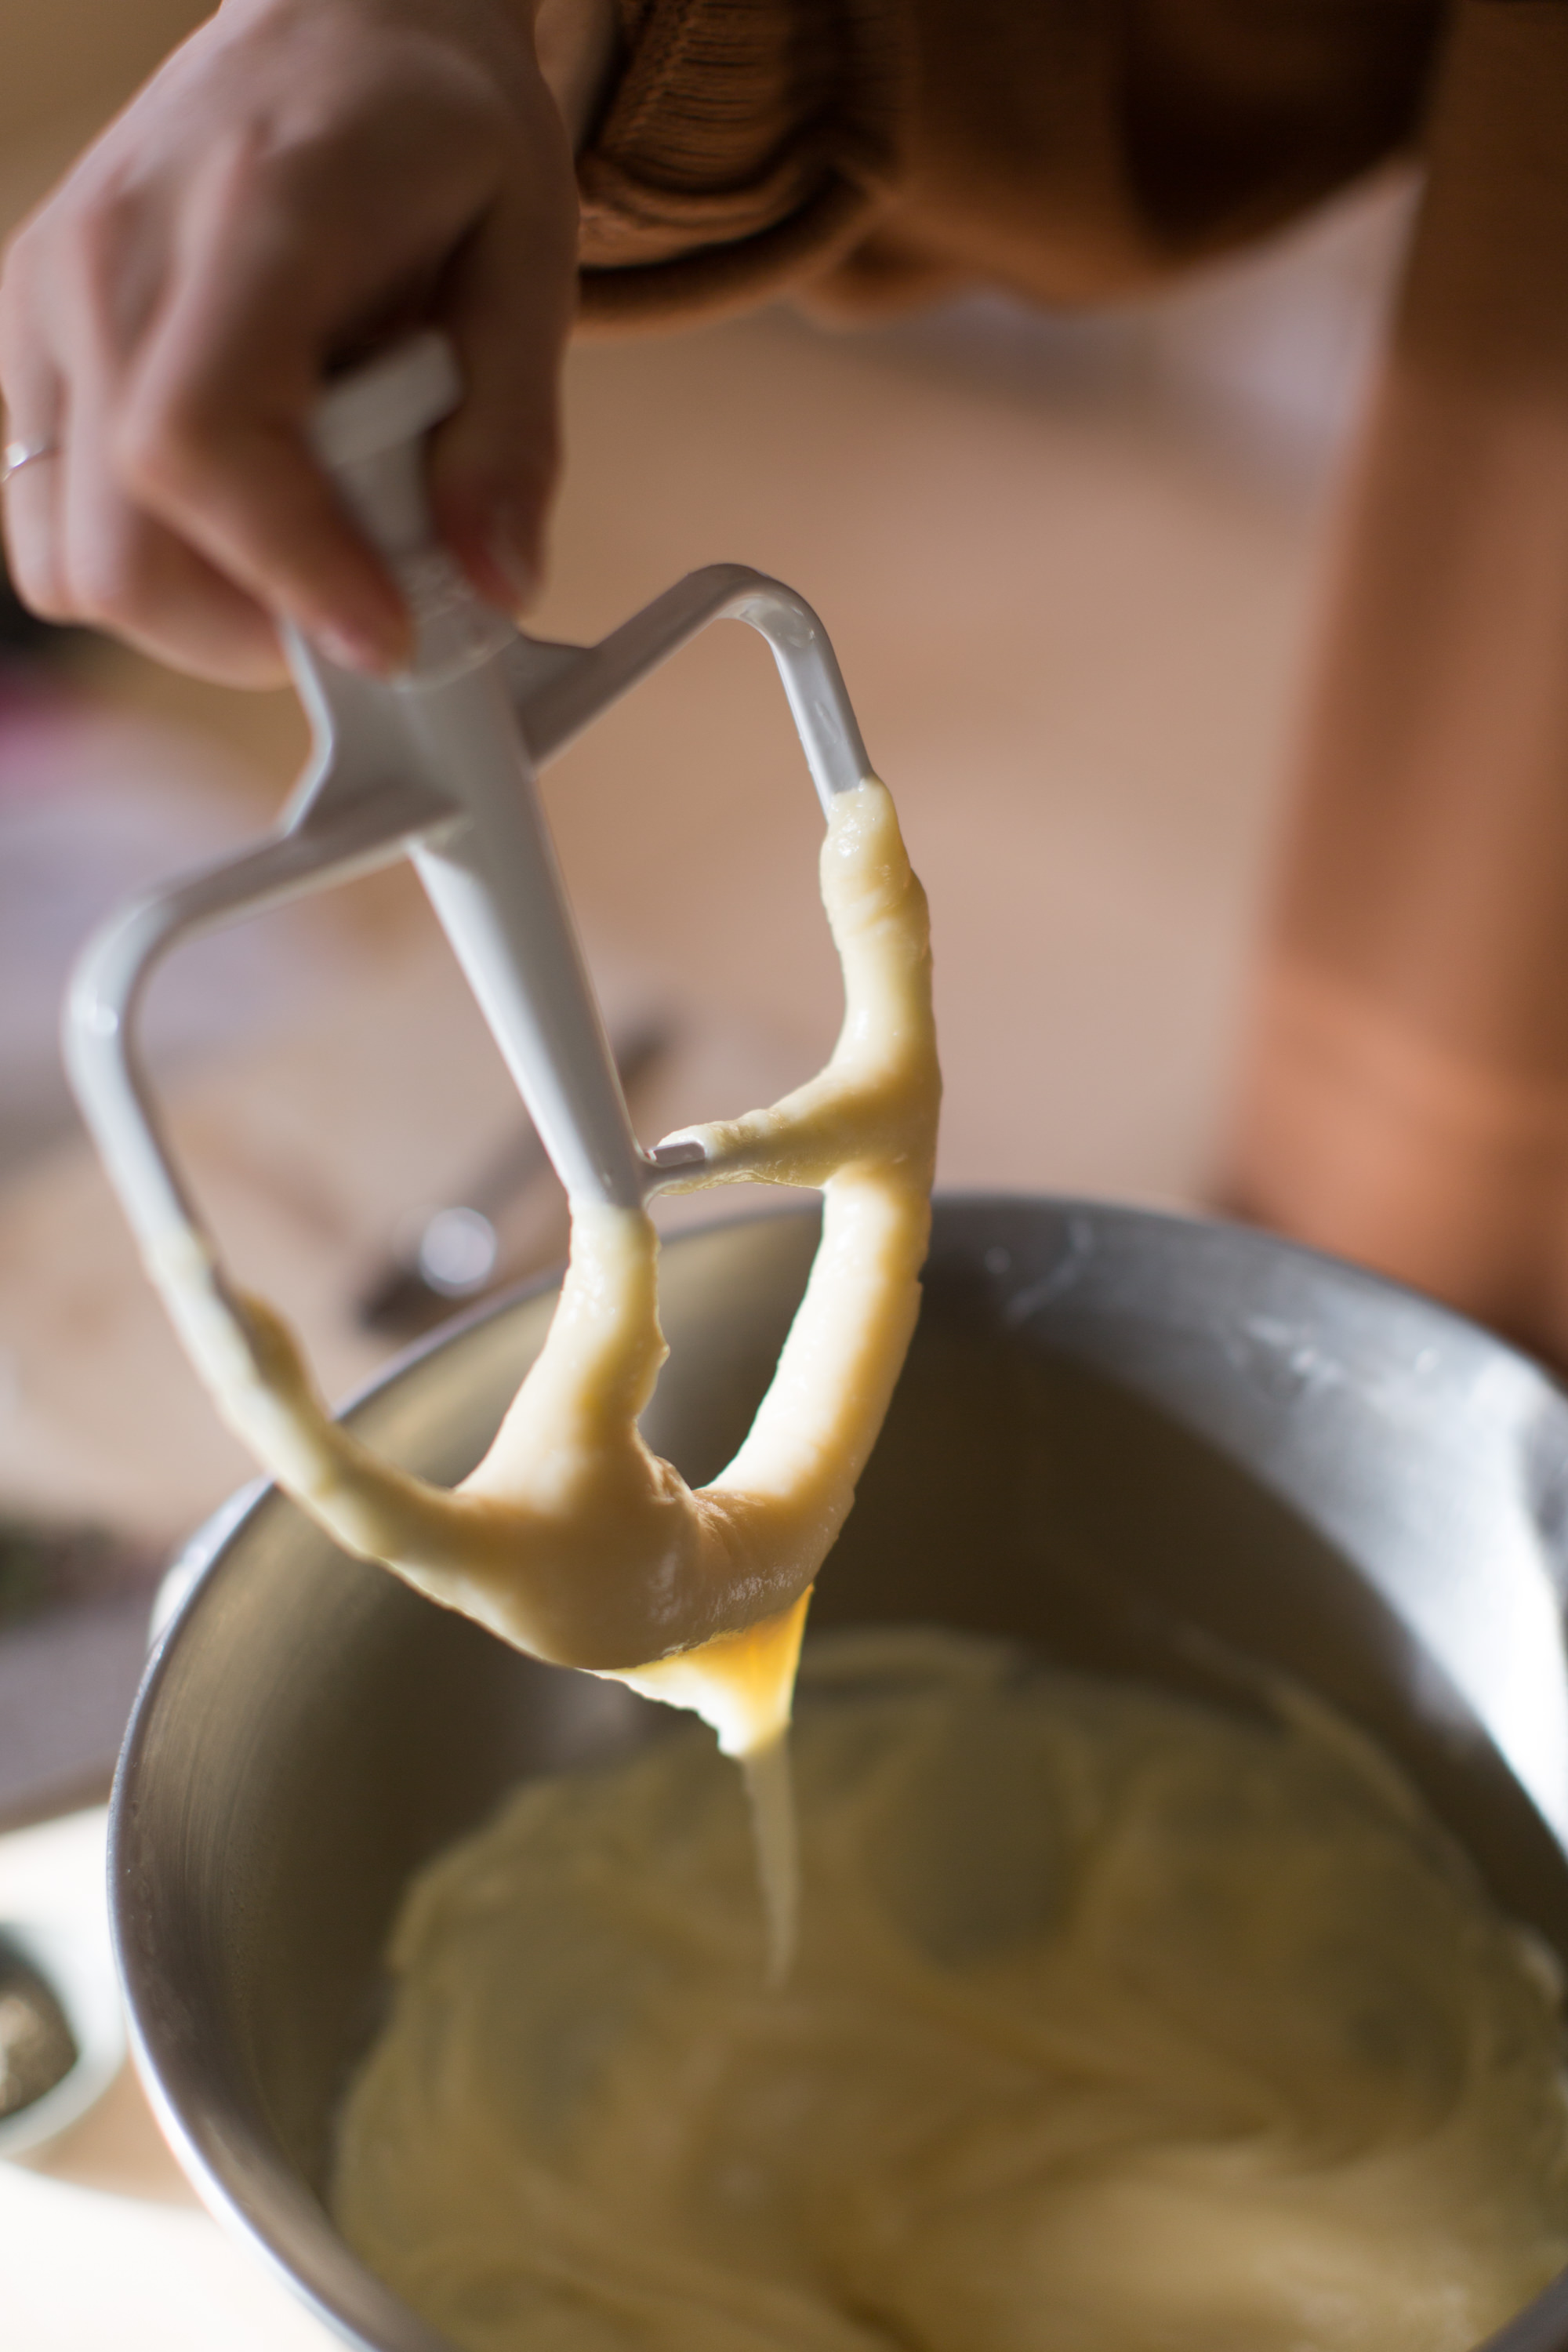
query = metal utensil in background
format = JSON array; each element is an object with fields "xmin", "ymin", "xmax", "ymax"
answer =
[{"xmin": 355, "ymin": 1022, "xmax": 670, "ymax": 1338}]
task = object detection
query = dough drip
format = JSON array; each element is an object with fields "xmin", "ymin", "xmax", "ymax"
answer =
[
  {"xmin": 335, "ymin": 1630, "xmax": 1568, "ymax": 2352},
  {"xmin": 152, "ymin": 778, "xmax": 938, "ymax": 1798}
]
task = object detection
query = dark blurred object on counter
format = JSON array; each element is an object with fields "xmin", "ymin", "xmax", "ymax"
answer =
[
  {"xmin": 0, "ymin": 1515, "xmax": 161, "ymax": 1831},
  {"xmin": 0, "ymin": 1933, "xmax": 78, "ymax": 2120}
]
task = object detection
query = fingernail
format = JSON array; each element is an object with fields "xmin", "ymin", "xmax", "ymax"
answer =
[{"xmin": 313, "ymin": 620, "xmax": 400, "ymax": 676}]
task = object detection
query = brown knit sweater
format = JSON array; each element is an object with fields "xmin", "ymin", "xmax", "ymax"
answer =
[{"xmin": 575, "ymin": 0, "xmax": 1443, "ymax": 323}]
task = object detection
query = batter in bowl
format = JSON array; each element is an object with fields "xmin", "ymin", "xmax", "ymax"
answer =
[{"xmin": 334, "ymin": 1629, "xmax": 1568, "ymax": 2352}]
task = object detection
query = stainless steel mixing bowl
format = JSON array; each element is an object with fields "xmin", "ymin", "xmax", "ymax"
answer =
[{"xmin": 112, "ymin": 1196, "xmax": 1568, "ymax": 2351}]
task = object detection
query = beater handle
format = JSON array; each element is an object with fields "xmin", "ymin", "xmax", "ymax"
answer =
[
  {"xmin": 304, "ymin": 334, "xmax": 649, "ymax": 1209},
  {"xmin": 64, "ymin": 333, "xmax": 886, "ymax": 1446}
]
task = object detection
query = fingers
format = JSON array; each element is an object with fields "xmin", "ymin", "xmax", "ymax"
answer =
[
  {"xmin": 111, "ymin": 132, "xmax": 433, "ymax": 672},
  {"xmin": 1, "ymin": 123, "xmax": 400, "ymax": 679},
  {"xmin": 56, "ymin": 500, "xmax": 292, "ymax": 688},
  {"xmin": 2, "ymin": 155, "xmax": 302, "ymax": 683},
  {"xmin": 1, "ymin": 443, "xmax": 68, "ymax": 631},
  {"xmin": 0, "ymin": 256, "xmax": 69, "ymax": 620},
  {"xmin": 5, "ymin": 394, "xmax": 290, "ymax": 687},
  {"xmin": 0, "ymin": 0, "xmax": 583, "ymax": 683}
]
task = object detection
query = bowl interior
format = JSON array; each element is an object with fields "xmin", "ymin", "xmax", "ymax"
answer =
[{"xmin": 114, "ymin": 1198, "xmax": 1568, "ymax": 2352}]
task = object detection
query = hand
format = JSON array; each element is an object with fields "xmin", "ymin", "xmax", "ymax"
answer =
[{"xmin": 0, "ymin": 0, "xmax": 593, "ymax": 685}]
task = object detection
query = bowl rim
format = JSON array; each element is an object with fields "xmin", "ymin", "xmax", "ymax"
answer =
[{"xmin": 109, "ymin": 1190, "xmax": 1568, "ymax": 2352}]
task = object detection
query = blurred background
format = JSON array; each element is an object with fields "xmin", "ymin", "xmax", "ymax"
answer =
[{"xmin": 0, "ymin": 3, "xmax": 1418, "ymax": 2334}]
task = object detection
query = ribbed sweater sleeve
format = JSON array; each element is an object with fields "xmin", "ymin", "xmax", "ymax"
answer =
[
  {"xmin": 576, "ymin": 0, "xmax": 909, "ymax": 323},
  {"xmin": 575, "ymin": 0, "xmax": 1442, "ymax": 327}
]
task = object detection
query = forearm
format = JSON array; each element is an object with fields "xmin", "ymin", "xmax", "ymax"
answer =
[{"xmin": 1225, "ymin": 0, "xmax": 1568, "ymax": 1358}]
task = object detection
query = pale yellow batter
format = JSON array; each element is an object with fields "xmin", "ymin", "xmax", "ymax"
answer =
[
  {"xmin": 334, "ymin": 1629, "xmax": 1568, "ymax": 2352},
  {"xmin": 155, "ymin": 777, "xmax": 938, "ymax": 1785}
]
